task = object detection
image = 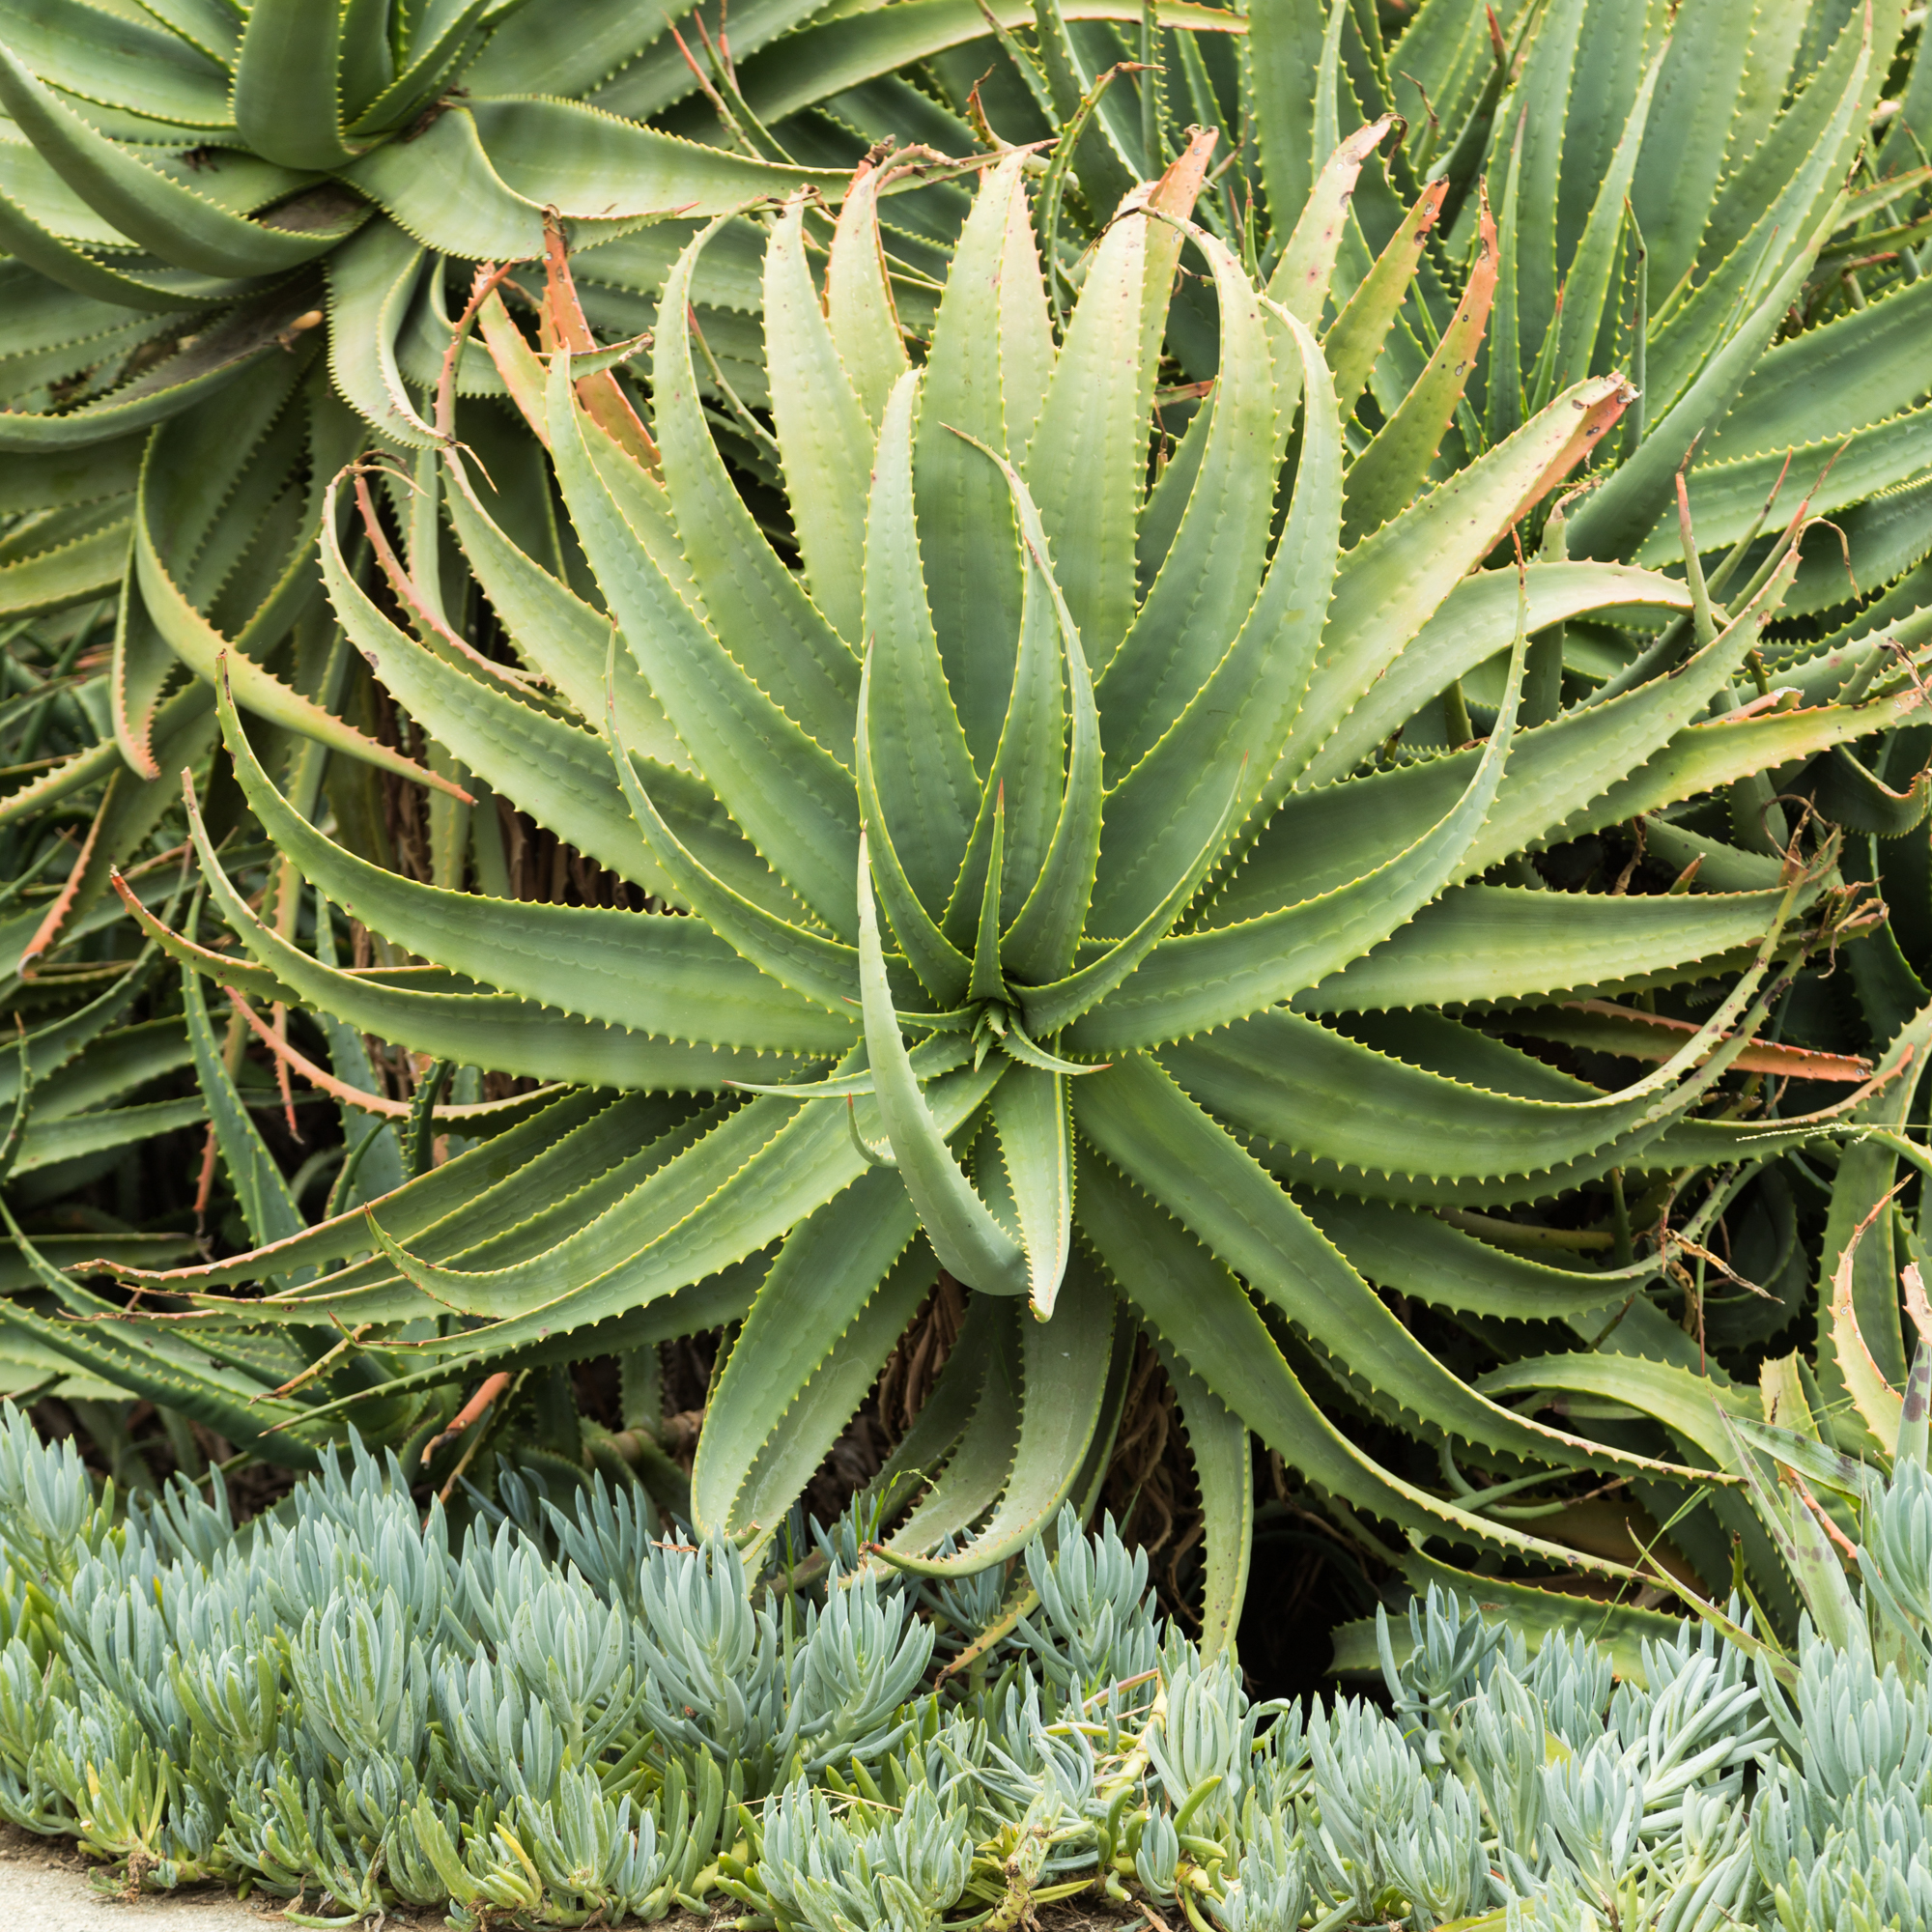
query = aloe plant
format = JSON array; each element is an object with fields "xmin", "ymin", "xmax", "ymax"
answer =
[
  {"xmin": 35, "ymin": 64, "xmax": 1919, "ymax": 1634},
  {"xmin": 8, "ymin": 0, "xmax": 1932, "ymax": 1634}
]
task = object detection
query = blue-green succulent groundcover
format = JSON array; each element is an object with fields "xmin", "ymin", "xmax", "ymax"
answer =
[{"xmin": 0, "ymin": 1405, "xmax": 1925, "ymax": 1930}]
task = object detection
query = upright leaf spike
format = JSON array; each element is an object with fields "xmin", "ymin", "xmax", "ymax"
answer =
[
  {"xmin": 971, "ymin": 789, "xmax": 1009, "ymax": 1008},
  {"xmin": 859, "ymin": 833, "xmax": 1027, "ymax": 1299}
]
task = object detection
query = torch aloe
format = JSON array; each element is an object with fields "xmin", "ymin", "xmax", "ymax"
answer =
[
  {"xmin": 10, "ymin": 0, "xmax": 1932, "ymax": 1634},
  {"xmin": 43, "ymin": 108, "xmax": 1922, "ymax": 1639}
]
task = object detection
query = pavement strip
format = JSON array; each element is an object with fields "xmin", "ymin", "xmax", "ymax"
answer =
[{"xmin": 0, "ymin": 1826, "xmax": 455, "ymax": 1929}]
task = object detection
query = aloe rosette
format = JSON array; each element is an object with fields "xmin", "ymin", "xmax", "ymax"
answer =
[
  {"xmin": 8, "ymin": 0, "xmax": 1932, "ymax": 1628},
  {"xmin": 46, "ymin": 109, "xmax": 1925, "ymax": 1634}
]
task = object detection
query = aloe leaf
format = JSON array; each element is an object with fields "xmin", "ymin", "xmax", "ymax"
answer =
[
  {"xmin": 862, "ymin": 370, "xmax": 979, "ymax": 925},
  {"xmin": 1302, "ymin": 1196, "xmax": 1655, "ymax": 1321},
  {"xmin": 1543, "ymin": 0, "xmax": 1655, "ymax": 340},
  {"xmin": 0, "ymin": 431, "xmax": 144, "ymax": 516},
  {"xmin": 110, "ymin": 570, "xmax": 185, "ymax": 781},
  {"xmin": 763, "ymin": 197, "xmax": 873, "ymax": 648},
  {"xmin": 1340, "ymin": 193, "xmax": 1498, "ymax": 546},
  {"xmin": 342, "ymin": 100, "xmax": 842, "ymax": 264},
  {"xmin": 884, "ymin": 1301, "xmax": 1022, "ymax": 1557},
  {"xmin": 982, "ymin": 450, "xmax": 1103, "ymax": 986},
  {"xmin": 990, "ymin": 1063, "xmax": 1071, "ymax": 1317},
  {"xmin": 733, "ymin": 1240, "xmax": 939, "ymax": 1547},
  {"xmin": 123, "ymin": 1090, "xmax": 641, "ymax": 1294},
  {"xmin": 1076, "ymin": 1158, "xmax": 1649, "ymax": 1573},
  {"xmin": 349, "ymin": 1105, "xmax": 739, "ymax": 1330},
  {"xmin": 285, "ymin": 1265, "xmax": 768, "ymax": 1430},
  {"xmin": 1574, "ymin": 678, "xmax": 1932, "ymax": 838},
  {"xmin": 1658, "ymin": 408, "xmax": 1932, "ymax": 566},
  {"xmin": 719, "ymin": 0, "xmax": 1244, "ymax": 127},
  {"xmin": 1484, "ymin": 108, "xmax": 1526, "ymax": 446},
  {"xmin": 1090, "ymin": 672, "xmax": 1522, "ymax": 1043},
  {"xmin": 343, "ymin": 0, "xmax": 492, "ymax": 133},
  {"xmin": 862, "ymin": 1291, "xmax": 992, "ymax": 1510},
  {"xmin": 216, "ymin": 652, "xmax": 856, "ymax": 1050},
  {"xmin": 825, "ymin": 158, "xmax": 912, "ymax": 430},
  {"xmin": 856, "ymin": 666, "xmax": 974, "ymax": 1008},
  {"xmin": 860, "ymin": 833, "xmax": 1027, "ymax": 1297},
  {"xmin": 1628, "ymin": 0, "xmax": 1762, "ymax": 300},
  {"xmin": 371, "ymin": 1060, "xmax": 1005, "ymax": 1359},
  {"xmin": 727, "ymin": 1036, "xmax": 973, "ymax": 1099},
  {"xmin": 1097, "ymin": 228, "xmax": 1280, "ymax": 778},
  {"xmin": 439, "ymin": 451, "xmax": 696, "ymax": 782},
  {"xmin": 1693, "ymin": 3, "xmax": 1876, "ymax": 318},
  {"xmin": 0, "ymin": 47, "xmax": 360, "ymax": 276},
  {"xmin": 969, "ymin": 792, "xmax": 1009, "ymax": 1008},
  {"xmin": 1814, "ymin": 744, "xmax": 1932, "ymax": 838},
  {"xmin": 0, "ymin": 290, "xmax": 308, "ymax": 455},
  {"xmin": 583, "ymin": 0, "xmax": 888, "ymax": 121},
  {"xmin": 1149, "ymin": 1333, "xmax": 1251, "ymax": 1659},
  {"xmin": 0, "ymin": 0, "xmax": 235, "ymax": 128},
  {"xmin": 603, "ymin": 683, "xmax": 867, "ymax": 1023},
  {"xmin": 943, "ymin": 449, "xmax": 1066, "ymax": 947},
  {"xmin": 1485, "ymin": 1351, "xmax": 1759, "ymax": 1480},
  {"xmin": 1076, "ymin": 581, "xmax": 1525, "ymax": 1046},
  {"xmin": 462, "ymin": 0, "xmax": 740, "ymax": 118},
  {"xmin": 179, "ymin": 934, "xmax": 302, "ymax": 1255},
  {"xmin": 140, "ymin": 431, "xmax": 447, "ymax": 797},
  {"xmin": 1020, "ymin": 774, "xmax": 1241, "ymax": 1037},
  {"xmin": 1308, "ymin": 560, "xmax": 1688, "ymax": 781},
  {"xmin": 1296, "ymin": 879, "xmax": 1812, "ymax": 1014},
  {"xmin": 0, "ymin": 1216, "xmax": 323, "ymax": 1464},
  {"xmin": 1162, "ymin": 987, "xmax": 1776, "ymax": 1194},
  {"xmin": 1265, "ymin": 115, "xmax": 1394, "ymax": 325},
  {"xmin": 692, "ymin": 1171, "xmax": 922, "ymax": 1534},
  {"xmin": 324, "ymin": 218, "xmax": 437, "ymax": 449},
  {"xmin": 232, "ymin": 0, "xmax": 357, "ymax": 168},
  {"xmin": 884, "ymin": 1251, "xmax": 1116, "ymax": 1575},
  {"xmin": 113, "ymin": 873, "xmax": 289, "ymax": 1007},
  {"xmin": 0, "ymin": 950, "xmax": 161, "ymax": 1104},
  {"xmin": 1815, "ymin": 1075, "xmax": 1926, "ymax": 1422},
  {"xmin": 1320, "ymin": 175, "xmax": 1446, "ymax": 412},
  {"xmin": 1715, "ymin": 1406, "xmax": 1861, "ymax": 1646},
  {"xmin": 182, "ymin": 773, "xmax": 808, "ymax": 1091},
  {"xmin": 656, "ymin": 218, "xmax": 859, "ymax": 757},
  {"xmin": 1824, "ymin": 1221, "xmax": 1901, "ymax": 1453},
  {"xmin": 1024, "ymin": 188, "xmax": 1158, "ymax": 676},
  {"xmin": 1238, "ymin": 547, "xmax": 1796, "ymax": 919},
  {"xmin": 549, "ymin": 353, "xmax": 864, "ymax": 938},
  {"xmin": 1503, "ymin": 0, "xmax": 1586, "ymax": 369},
  {"xmin": 0, "ymin": 499, "xmax": 128, "ymax": 625},
  {"xmin": 1246, "ymin": 0, "xmax": 1333, "ymax": 245},
  {"xmin": 363, "ymin": 1094, "xmax": 837, "ymax": 1325},
  {"xmin": 1093, "ymin": 302, "xmax": 1340, "ymax": 935},
  {"xmin": 1030, "ymin": 0, "xmax": 1137, "ymax": 213},
  {"xmin": 11, "ymin": 1094, "xmax": 208, "ymax": 1177},
  {"xmin": 1077, "ymin": 1053, "xmax": 1690, "ymax": 1477},
  {"xmin": 1570, "ymin": 90, "xmax": 1869, "ymax": 557},
  {"xmin": 0, "ymin": 176, "xmax": 247, "ymax": 309},
  {"xmin": 1284, "ymin": 374, "xmax": 1632, "ymax": 787},
  {"xmin": 915, "ymin": 150, "xmax": 1054, "ymax": 772},
  {"xmin": 13, "ymin": 680, "xmax": 217, "ymax": 972},
  {"xmin": 319, "ymin": 493, "xmax": 672, "ymax": 871},
  {"xmin": 24, "ymin": 1016, "xmax": 189, "ymax": 1124}
]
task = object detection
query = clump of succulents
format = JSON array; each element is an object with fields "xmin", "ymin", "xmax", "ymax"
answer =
[{"xmin": 12, "ymin": 1398, "xmax": 1932, "ymax": 1931}]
